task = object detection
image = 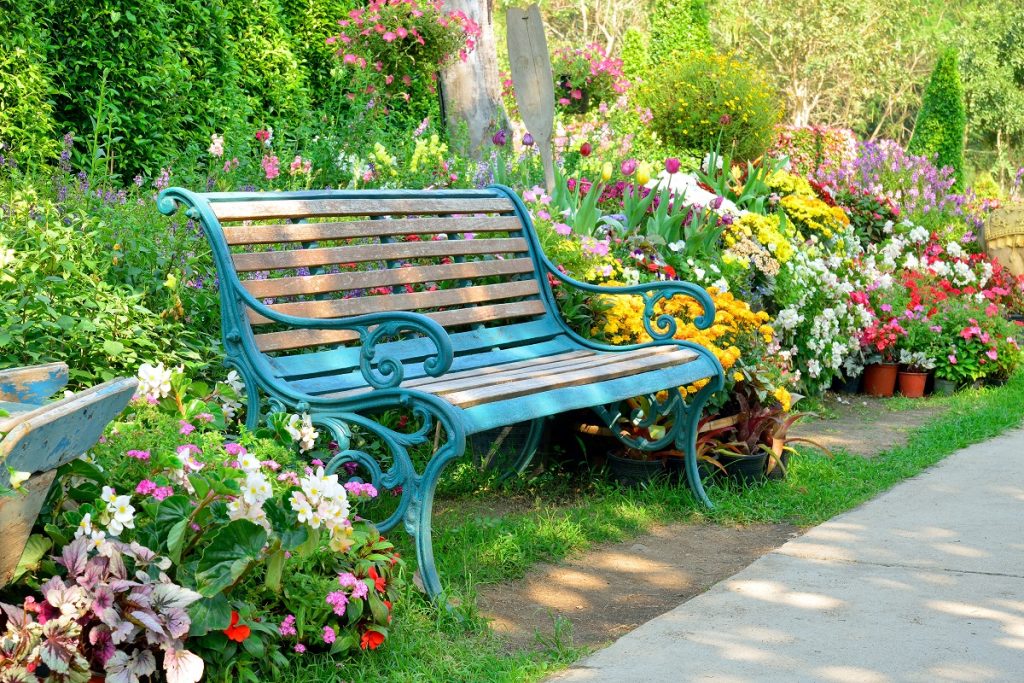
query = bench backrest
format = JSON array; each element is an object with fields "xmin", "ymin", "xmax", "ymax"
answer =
[{"xmin": 158, "ymin": 188, "xmax": 559, "ymax": 364}]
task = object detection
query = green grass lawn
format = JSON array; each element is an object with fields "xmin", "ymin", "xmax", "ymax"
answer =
[{"xmin": 289, "ymin": 372, "xmax": 1024, "ymax": 682}]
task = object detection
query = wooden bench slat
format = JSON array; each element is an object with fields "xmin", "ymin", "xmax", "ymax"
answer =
[
  {"xmin": 253, "ymin": 300, "xmax": 548, "ymax": 352},
  {"xmin": 416, "ymin": 347, "xmax": 677, "ymax": 395},
  {"xmin": 248, "ymin": 280, "xmax": 541, "ymax": 325},
  {"xmin": 223, "ymin": 216, "xmax": 523, "ymax": 245},
  {"xmin": 243, "ymin": 257, "xmax": 536, "ymax": 299},
  {"xmin": 211, "ymin": 197, "xmax": 514, "ymax": 221},
  {"xmin": 232, "ymin": 237, "xmax": 529, "ymax": 273},
  {"xmin": 439, "ymin": 347, "xmax": 698, "ymax": 408}
]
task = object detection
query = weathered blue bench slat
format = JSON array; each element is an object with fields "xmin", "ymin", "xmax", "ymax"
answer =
[
  {"xmin": 158, "ymin": 186, "xmax": 725, "ymax": 599},
  {"xmin": 0, "ymin": 364, "xmax": 137, "ymax": 585}
]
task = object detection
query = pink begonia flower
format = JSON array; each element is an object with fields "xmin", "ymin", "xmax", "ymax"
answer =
[
  {"xmin": 987, "ymin": 349, "xmax": 998, "ymax": 360},
  {"xmin": 948, "ymin": 354, "xmax": 958, "ymax": 365},
  {"xmin": 136, "ymin": 480, "xmax": 157, "ymax": 495},
  {"xmin": 179, "ymin": 421, "xmax": 195, "ymax": 436}
]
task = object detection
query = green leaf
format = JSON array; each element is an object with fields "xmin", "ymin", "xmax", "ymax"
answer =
[
  {"xmin": 188, "ymin": 474, "xmax": 210, "ymax": 500},
  {"xmin": 263, "ymin": 498, "xmax": 308, "ymax": 551},
  {"xmin": 368, "ymin": 591, "xmax": 389, "ymax": 624},
  {"xmin": 10, "ymin": 535, "xmax": 52, "ymax": 583},
  {"xmin": 241, "ymin": 633, "xmax": 265, "ymax": 658},
  {"xmin": 102, "ymin": 340, "xmax": 124, "ymax": 356},
  {"xmin": 187, "ymin": 592, "xmax": 231, "ymax": 637},
  {"xmin": 167, "ymin": 518, "xmax": 189, "ymax": 564},
  {"xmin": 264, "ymin": 549, "xmax": 285, "ymax": 592},
  {"xmin": 44, "ymin": 523, "xmax": 68, "ymax": 547},
  {"xmin": 195, "ymin": 519, "xmax": 267, "ymax": 597}
]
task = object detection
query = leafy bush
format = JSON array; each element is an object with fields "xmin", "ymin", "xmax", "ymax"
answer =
[
  {"xmin": 769, "ymin": 125, "xmax": 858, "ymax": 176},
  {"xmin": 0, "ymin": 165, "xmax": 219, "ymax": 386},
  {"xmin": 908, "ymin": 48, "xmax": 967, "ymax": 190},
  {"xmin": 648, "ymin": 0, "xmax": 711, "ymax": 66},
  {"xmin": 620, "ymin": 27, "xmax": 650, "ymax": 84},
  {"xmin": 0, "ymin": 0, "xmax": 58, "ymax": 167},
  {"xmin": 648, "ymin": 51, "xmax": 781, "ymax": 161}
]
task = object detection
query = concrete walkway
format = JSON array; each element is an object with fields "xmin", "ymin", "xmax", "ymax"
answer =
[{"xmin": 551, "ymin": 428, "xmax": 1024, "ymax": 683}]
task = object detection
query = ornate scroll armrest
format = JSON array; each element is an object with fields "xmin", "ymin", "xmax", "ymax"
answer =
[
  {"xmin": 239, "ymin": 292, "xmax": 454, "ymax": 390},
  {"xmin": 543, "ymin": 257, "xmax": 717, "ymax": 340}
]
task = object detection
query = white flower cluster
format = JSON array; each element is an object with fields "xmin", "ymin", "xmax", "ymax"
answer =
[
  {"xmin": 289, "ymin": 466, "xmax": 352, "ymax": 548},
  {"xmin": 219, "ymin": 370, "xmax": 246, "ymax": 421},
  {"xmin": 285, "ymin": 413, "xmax": 319, "ymax": 452},
  {"xmin": 226, "ymin": 447, "xmax": 272, "ymax": 530},
  {"xmin": 75, "ymin": 486, "xmax": 136, "ymax": 550},
  {"xmin": 136, "ymin": 362, "xmax": 174, "ymax": 402}
]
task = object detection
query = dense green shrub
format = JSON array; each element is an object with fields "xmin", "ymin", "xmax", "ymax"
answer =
[
  {"xmin": 281, "ymin": 0, "xmax": 361, "ymax": 110},
  {"xmin": 0, "ymin": 169, "xmax": 219, "ymax": 386},
  {"xmin": 45, "ymin": 0, "xmax": 206, "ymax": 176},
  {"xmin": 620, "ymin": 26, "xmax": 650, "ymax": 84},
  {"xmin": 908, "ymin": 48, "xmax": 967, "ymax": 190},
  {"xmin": 648, "ymin": 0, "xmax": 711, "ymax": 67},
  {"xmin": 0, "ymin": 0, "xmax": 58, "ymax": 166},
  {"xmin": 648, "ymin": 51, "xmax": 781, "ymax": 161},
  {"xmin": 222, "ymin": 0, "xmax": 312, "ymax": 132}
]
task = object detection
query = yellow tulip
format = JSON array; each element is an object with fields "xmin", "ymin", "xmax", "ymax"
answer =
[
  {"xmin": 635, "ymin": 162, "xmax": 651, "ymax": 186},
  {"xmin": 601, "ymin": 162, "xmax": 613, "ymax": 182}
]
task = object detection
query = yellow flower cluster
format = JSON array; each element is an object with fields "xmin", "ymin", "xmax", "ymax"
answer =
[
  {"xmin": 774, "ymin": 386, "xmax": 792, "ymax": 412},
  {"xmin": 594, "ymin": 287, "xmax": 773, "ymax": 373},
  {"xmin": 765, "ymin": 170, "xmax": 815, "ymax": 199},
  {"xmin": 409, "ymin": 134, "xmax": 448, "ymax": 173},
  {"xmin": 780, "ymin": 195, "xmax": 849, "ymax": 240},
  {"xmin": 371, "ymin": 143, "xmax": 397, "ymax": 177},
  {"xmin": 723, "ymin": 213, "xmax": 795, "ymax": 263}
]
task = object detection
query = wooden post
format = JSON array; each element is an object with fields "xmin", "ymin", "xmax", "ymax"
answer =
[{"xmin": 506, "ymin": 4, "xmax": 555, "ymax": 192}]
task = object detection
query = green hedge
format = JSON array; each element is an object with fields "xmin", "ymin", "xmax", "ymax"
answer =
[
  {"xmin": 0, "ymin": 0, "xmax": 58, "ymax": 165},
  {"xmin": 649, "ymin": 0, "xmax": 712, "ymax": 67},
  {"xmin": 909, "ymin": 48, "xmax": 967, "ymax": 190}
]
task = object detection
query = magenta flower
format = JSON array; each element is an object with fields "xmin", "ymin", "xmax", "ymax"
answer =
[
  {"xmin": 179, "ymin": 421, "xmax": 195, "ymax": 436},
  {"xmin": 136, "ymin": 480, "xmax": 157, "ymax": 495},
  {"xmin": 948, "ymin": 354, "xmax": 958, "ymax": 365},
  {"xmin": 523, "ymin": 133, "xmax": 534, "ymax": 146},
  {"xmin": 152, "ymin": 486, "xmax": 174, "ymax": 501},
  {"xmin": 323, "ymin": 626, "xmax": 336, "ymax": 644},
  {"xmin": 279, "ymin": 614, "xmax": 297, "ymax": 636},
  {"xmin": 987, "ymin": 349, "xmax": 998, "ymax": 360},
  {"xmin": 665, "ymin": 157, "xmax": 681, "ymax": 174},
  {"xmin": 554, "ymin": 222, "xmax": 572, "ymax": 236},
  {"xmin": 126, "ymin": 449, "xmax": 150, "ymax": 461},
  {"xmin": 294, "ymin": 643, "xmax": 306, "ymax": 654},
  {"xmin": 326, "ymin": 590, "xmax": 349, "ymax": 616},
  {"xmin": 620, "ymin": 159, "xmax": 637, "ymax": 176},
  {"xmin": 492, "ymin": 129, "xmax": 507, "ymax": 146}
]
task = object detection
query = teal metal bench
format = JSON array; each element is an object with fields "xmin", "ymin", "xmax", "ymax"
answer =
[{"xmin": 158, "ymin": 186, "xmax": 724, "ymax": 598}]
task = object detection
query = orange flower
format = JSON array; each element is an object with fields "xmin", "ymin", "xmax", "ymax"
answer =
[
  {"xmin": 368, "ymin": 566, "xmax": 386, "ymax": 592},
  {"xmin": 360, "ymin": 629, "xmax": 385, "ymax": 650},
  {"xmin": 223, "ymin": 610, "xmax": 251, "ymax": 643}
]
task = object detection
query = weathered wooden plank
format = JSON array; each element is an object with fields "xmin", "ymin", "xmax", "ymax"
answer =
[
  {"xmin": 253, "ymin": 300, "xmax": 548, "ymax": 352},
  {"xmin": 232, "ymin": 237, "xmax": 529, "ymax": 272},
  {"xmin": 0, "ymin": 378, "xmax": 138, "ymax": 486},
  {"xmin": 440, "ymin": 348, "xmax": 698, "ymax": 408},
  {"xmin": 0, "ymin": 401, "xmax": 41, "ymax": 433},
  {"xmin": 0, "ymin": 470, "xmax": 56, "ymax": 587},
  {"xmin": 0, "ymin": 362, "xmax": 69, "ymax": 404},
  {"xmin": 211, "ymin": 197, "xmax": 514, "ymax": 221},
  {"xmin": 248, "ymin": 280, "xmax": 541, "ymax": 325},
  {"xmin": 414, "ymin": 346, "xmax": 676, "ymax": 395},
  {"xmin": 243, "ymin": 258, "xmax": 536, "ymax": 299},
  {"xmin": 223, "ymin": 216, "xmax": 524, "ymax": 245}
]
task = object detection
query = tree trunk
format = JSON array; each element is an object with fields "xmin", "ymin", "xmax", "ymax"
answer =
[{"xmin": 440, "ymin": 0, "xmax": 508, "ymax": 155}]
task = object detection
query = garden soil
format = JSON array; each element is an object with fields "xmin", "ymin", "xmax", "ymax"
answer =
[{"xmin": 473, "ymin": 395, "xmax": 948, "ymax": 651}]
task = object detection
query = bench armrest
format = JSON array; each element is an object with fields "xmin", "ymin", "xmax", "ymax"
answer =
[
  {"xmin": 239, "ymin": 292, "xmax": 454, "ymax": 390},
  {"xmin": 542, "ymin": 256, "xmax": 717, "ymax": 345}
]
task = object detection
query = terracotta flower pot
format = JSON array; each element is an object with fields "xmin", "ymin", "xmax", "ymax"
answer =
[
  {"xmin": 897, "ymin": 371, "xmax": 928, "ymax": 398},
  {"xmin": 862, "ymin": 363, "xmax": 898, "ymax": 397}
]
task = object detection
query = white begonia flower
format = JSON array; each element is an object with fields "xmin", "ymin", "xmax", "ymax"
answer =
[
  {"xmin": 668, "ymin": 240, "xmax": 686, "ymax": 252},
  {"xmin": 285, "ymin": 413, "xmax": 319, "ymax": 453},
  {"xmin": 76, "ymin": 512, "xmax": 94, "ymax": 539},
  {"xmin": 909, "ymin": 226, "xmax": 930, "ymax": 244},
  {"xmin": 237, "ymin": 452, "xmax": 261, "ymax": 472},
  {"xmin": 101, "ymin": 486, "xmax": 117, "ymax": 504},
  {"xmin": 882, "ymin": 220, "xmax": 894, "ymax": 234},
  {"xmin": 904, "ymin": 253, "xmax": 920, "ymax": 270},
  {"xmin": 136, "ymin": 362, "xmax": 174, "ymax": 401},
  {"xmin": 110, "ymin": 496, "xmax": 136, "ymax": 528},
  {"xmin": 88, "ymin": 529, "xmax": 107, "ymax": 552},
  {"xmin": 946, "ymin": 241, "xmax": 963, "ymax": 258}
]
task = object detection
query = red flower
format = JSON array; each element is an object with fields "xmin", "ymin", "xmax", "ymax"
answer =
[
  {"xmin": 224, "ymin": 611, "xmax": 251, "ymax": 642},
  {"xmin": 368, "ymin": 566, "xmax": 387, "ymax": 592},
  {"xmin": 360, "ymin": 629, "xmax": 385, "ymax": 650}
]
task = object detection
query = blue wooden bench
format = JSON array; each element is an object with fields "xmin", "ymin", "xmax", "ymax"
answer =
[
  {"xmin": 158, "ymin": 186, "xmax": 724, "ymax": 598},
  {"xmin": 0, "ymin": 363, "xmax": 136, "ymax": 585}
]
